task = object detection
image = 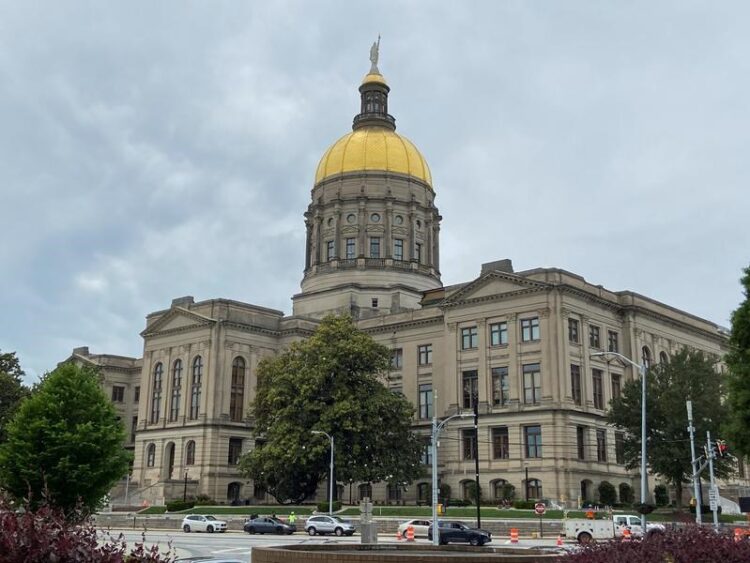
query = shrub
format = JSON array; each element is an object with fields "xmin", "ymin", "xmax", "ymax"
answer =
[
  {"xmin": 0, "ymin": 498, "xmax": 175, "ymax": 562},
  {"xmin": 192, "ymin": 494, "xmax": 216, "ymax": 506},
  {"xmin": 654, "ymin": 484, "xmax": 669, "ymax": 507},
  {"xmin": 439, "ymin": 483, "xmax": 451, "ymax": 500},
  {"xmin": 165, "ymin": 499, "xmax": 195, "ymax": 512},
  {"xmin": 499, "ymin": 483, "xmax": 516, "ymax": 501},
  {"xmin": 559, "ymin": 526, "xmax": 750, "ymax": 562},
  {"xmin": 317, "ymin": 500, "xmax": 342, "ymax": 512},
  {"xmin": 447, "ymin": 498, "xmax": 471, "ymax": 507},
  {"xmin": 513, "ymin": 500, "xmax": 537, "ymax": 510},
  {"xmin": 597, "ymin": 481, "xmax": 617, "ymax": 506},
  {"xmin": 619, "ymin": 482, "xmax": 634, "ymax": 504}
]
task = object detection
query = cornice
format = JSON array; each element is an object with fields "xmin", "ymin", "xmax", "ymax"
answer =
[
  {"xmin": 441, "ymin": 286, "xmax": 548, "ymax": 310},
  {"xmin": 361, "ymin": 315, "xmax": 445, "ymax": 335}
]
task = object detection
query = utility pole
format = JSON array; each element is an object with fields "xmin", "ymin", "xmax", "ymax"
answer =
[
  {"xmin": 473, "ymin": 394, "xmax": 481, "ymax": 529},
  {"xmin": 707, "ymin": 431, "xmax": 719, "ymax": 529},
  {"xmin": 686, "ymin": 401, "xmax": 702, "ymax": 525}
]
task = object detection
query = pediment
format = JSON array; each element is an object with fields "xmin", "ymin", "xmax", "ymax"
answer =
[
  {"xmin": 141, "ymin": 308, "xmax": 216, "ymax": 337},
  {"xmin": 443, "ymin": 272, "xmax": 548, "ymax": 305}
]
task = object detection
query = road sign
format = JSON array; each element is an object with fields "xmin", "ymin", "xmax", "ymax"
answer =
[{"xmin": 534, "ymin": 502, "xmax": 546, "ymax": 515}]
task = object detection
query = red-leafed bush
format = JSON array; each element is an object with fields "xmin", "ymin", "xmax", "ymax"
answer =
[
  {"xmin": 0, "ymin": 498, "xmax": 174, "ymax": 563},
  {"xmin": 560, "ymin": 526, "xmax": 750, "ymax": 563}
]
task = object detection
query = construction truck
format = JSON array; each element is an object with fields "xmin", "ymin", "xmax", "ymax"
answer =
[{"xmin": 563, "ymin": 514, "xmax": 665, "ymax": 543}]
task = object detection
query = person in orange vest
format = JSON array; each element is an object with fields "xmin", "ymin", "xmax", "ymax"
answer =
[{"xmin": 586, "ymin": 509, "xmax": 595, "ymax": 519}]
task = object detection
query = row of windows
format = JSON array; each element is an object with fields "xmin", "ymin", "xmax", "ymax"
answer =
[
  {"xmin": 111, "ymin": 384, "xmax": 139, "ymax": 403},
  {"xmin": 570, "ymin": 364, "xmax": 621, "ymax": 409},
  {"xmin": 568, "ymin": 319, "xmax": 670, "ymax": 367},
  {"xmin": 576, "ymin": 426, "xmax": 626, "ymax": 464},
  {"xmin": 460, "ymin": 318, "xmax": 539, "ymax": 350},
  {"xmin": 461, "ymin": 364, "xmax": 540, "ymax": 408},
  {"xmin": 145, "ymin": 437, "xmax": 244, "ymax": 468},
  {"xmin": 325, "ymin": 237, "xmax": 423, "ymax": 262}
]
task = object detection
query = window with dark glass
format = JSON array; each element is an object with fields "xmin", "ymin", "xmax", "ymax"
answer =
[
  {"xmin": 186, "ymin": 440, "xmax": 196, "ymax": 465},
  {"xmin": 421, "ymin": 438, "xmax": 432, "ymax": 465},
  {"xmin": 131, "ymin": 416, "xmax": 137, "ymax": 443},
  {"xmin": 190, "ymin": 356, "xmax": 202, "ymax": 420},
  {"xmin": 462, "ymin": 370, "xmax": 478, "ymax": 408},
  {"xmin": 490, "ymin": 322, "xmax": 508, "ymax": 346},
  {"xmin": 134, "ymin": 386, "xmax": 140, "ymax": 402},
  {"xmin": 589, "ymin": 325, "xmax": 601, "ymax": 348},
  {"xmin": 611, "ymin": 374, "xmax": 621, "ymax": 400},
  {"xmin": 326, "ymin": 240, "xmax": 335, "ymax": 261},
  {"xmin": 568, "ymin": 318, "xmax": 579, "ymax": 343},
  {"xmin": 571, "ymin": 364, "xmax": 582, "ymax": 405},
  {"xmin": 615, "ymin": 432, "xmax": 625, "ymax": 464},
  {"xmin": 418, "ymin": 344, "xmax": 432, "ymax": 365},
  {"xmin": 491, "ymin": 366, "xmax": 509, "ymax": 406},
  {"xmin": 523, "ymin": 363, "xmax": 541, "ymax": 405},
  {"xmin": 170, "ymin": 359, "xmax": 182, "ymax": 422},
  {"xmin": 642, "ymin": 346, "xmax": 652, "ymax": 369},
  {"xmin": 230, "ymin": 357, "xmax": 245, "ymax": 422},
  {"xmin": 524, "ymin": 425, "xmax": 542, "ymax": 458},
  {"xmin": 228, "ymin": 438, "xmax": 243, "ymax": 465},
  {"xmin": 391, "ymin": 348, "xmax": 403, "ymax": 370},
  {"xmin": 521, "ymin": 317, "xmax": 540, "ymax": 342},
  {"xmin": 418, "ymin": 383, "xmax": 433, "ymax": 419},
  {"xmin": 111, "ymin": 385, "xmax": 125, "ymax": 403},
  {"xmin": 492, "ymin": 427, "xmax": 509, "ymax": 459},
  {"xmin": 596, "ymin": 429, "xmax": 607, "ymax": 462},
  {"xmin": 607, "ymin": 330, "xmax": 619, "ymax": 353},
  {"xmin": 146, "ymin": 443, "xmax": 156, "ymax": 467},
  {"xmin": 150, "ymin": 363, "xmax": 163, "ymax": 424},
  {"xmin": 592, "ymin": 369, "xmax": 604, "ymax": 409},
  {"xmin": 371, "ymin": 298, "xmax": 378, "ymax": 308},
  {"xmin": 414, "ymin": 242, "xmax": 423, "ymax": 263},
  {"xmin": 526, "ymin": 478, "xmax": 542, "ymax": 499},
  {"xmin": 462, "ymin": 428, "xmax": 476, "ymax": 460},
  {"xmin": 369, "ymin": 237, "xmax": 381, "ymax": 258},
  {"xmin": 659, "ymin": 351, "xmax": 669, "ymax": 365},
  {"xmin": 461, "ymin": 326, "xmax": 478, "ymax": 349},
  {"xmin": 394, "ymin": 238, "xmax": 403, "ymax": 261},
  {"xmin": 577, "ymin": 426, "xmax": 586, "ymax": 460},
  {"xmin": 345, "ymin": 237, "xmax": 356, "ymax": 259}
]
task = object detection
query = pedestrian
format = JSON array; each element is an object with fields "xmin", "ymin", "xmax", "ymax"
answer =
[{"xmin": 289, "ymin": 511, "xmax": 297, "ymax": 525}]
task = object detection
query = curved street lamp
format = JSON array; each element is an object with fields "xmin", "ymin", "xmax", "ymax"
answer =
[{"xmin": 312, "ymin": 430, "xmax": 334, "ymax": 516}]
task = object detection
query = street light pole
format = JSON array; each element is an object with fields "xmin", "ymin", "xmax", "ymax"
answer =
[
  {"xmin": 312, "ymin": 430, "xmax": 334, "ymax": 516},
  {"xmin": 591, "ymin": 351, "xmax": 649, "ymax": 530},
  {"xmin": 431, "ymin": 412, "xmax": 472, "ymax": 547}
]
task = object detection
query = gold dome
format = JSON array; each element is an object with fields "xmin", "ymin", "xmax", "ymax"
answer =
[
  {"xmin": 314, "ymin": 127, "xmax": 432, "ymax": 187},
  {"xmin": 361, "ymin": 72, "xmax": 388, "ymax": 86}
]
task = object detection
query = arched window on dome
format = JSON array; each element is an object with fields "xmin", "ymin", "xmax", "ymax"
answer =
[{"xmin": 230, "ymin": 357, "xmax": 245, "ymax": 422}]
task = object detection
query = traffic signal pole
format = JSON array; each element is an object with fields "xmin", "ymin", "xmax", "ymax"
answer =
[
  {"xmin": 686, "ymin": 401, "xmax": 702, "ymax": 525},
  {"xmin": 707, "ymin": 431, "xmax": 719, "ymax": 529}
]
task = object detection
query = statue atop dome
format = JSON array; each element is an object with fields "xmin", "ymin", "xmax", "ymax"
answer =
[{"xmin": 369, "ymin": 35, "xmax": 381, "ymax": 74}]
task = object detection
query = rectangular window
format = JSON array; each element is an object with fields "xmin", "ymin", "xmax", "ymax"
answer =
[
  {"xmin": 369, "ymin": 237, "xmax": 381, "ymax": 258},
  {"xmin": 611, "ymin": 374, "xmax": 621, "ymax": 400},
  {"xmin": 418, "ymin": 344, "xmax": 432, "ymax": 366},
  {"xmin": 577, "ymin": 426, "xmax": 586, "ymax": 460},
  {"xmin": 326, "ymin": 240, "xmax": 335, "ymax": 261},
  {"xmin": 131, "ymin": 416, "xmax": 138, "ymax": 443},
  {"xmin": 596, "ymin": 429, "xmax": 607, "ymax": 462},
  {"xmin": 492, "ymin": 427, "xmax": 509, "ymax": 459},
  {"xmin": 134, "ymin": 386, "xmax": 140, "ymax": 402},
  {"xmin": 418, "ymin": 383, "xmax": 433, "ymax": 419},
  {"xmin": 421, "ymin": 439, "xmax": 432, "ymax": 465},
  {"xmin": 461, "ymin": 326, "xmax": 478, "ymax": 350},
  {"xmin": 489, "ymin": 322, "xmax": 508, "ymax": 346},
  {"xmin": 111, "ymin": 385, "xmax": 125, "ymax": 403},
  {"xmin": 592, "ymin": 369, "xmax": 604, "ymax": 409},
  {"xmin": 571, "ymin": 364, "xmax": 582, "ymax": 405},
  {"xmin": 371, "ymin": 298, "xmax": 378, "ymax": 308},
  {"xmin": 394, "ymin": 238, "xmax": 404, "ymax": 261},
  {"xmin": 391, "ymin": 348, "xmax": 403, "ymax": 370},
  {"xmin": 608, "ymin": 330, "xmax": 619, "ymax": 353},
  {"xmin": 521, "ymin": 317, "xmax": 540, "ymax": 342},
  {"xmin": 491, "ymin": 366, "xmax": 509, "ymax": 406},
  {"xmin": 615, "ymin": 432, "xmax": 625, "ymax": 464},
  {"xmin": 524, "ymin": 425, "xmax": 542, "ymax": 458},
  {"xmin": 228, "ymin": 438, "xmax": 243, "ymax": 465},
  {"xmin": 345, "ymin": 237, "xmax": 356, "ymax": 259},
  {"xmin": 415, "ymin": 242, "xmax": 423, "ymax": 263},
  {"xmin": 568, "ymin": 318, "xmax": 579, "ymax": 343},
  {"xmin": 523, "ymin": 363, "xmax": 541, "ymax": 405},
  {"xmin": 589, "ymin": 325, "xmax": 601, "ymax": 348},
  {"xmin": 462, "ymin": 370, "xmax": 478, "ymax": 409},
  {"xmin": 462, "ymin": 428, "xmax": 476, "ymax": 460}
]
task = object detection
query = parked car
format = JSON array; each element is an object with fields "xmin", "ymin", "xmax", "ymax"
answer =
[
  {"xmin": 427, "ymin": 521, "xmax": 492, "ymax": 546},
  {"xmin": 304, "ymin": 515, "xmax": 356, "ymax": 536},
  {"xmin": 244, "ymin": 516, "xmax": 296, "ymax": 535},
  {"xmin": 181, "ymin": 514, "xmax": 228, "ymax": 533},
  {"xmin": 397, "ymin": 519, "xmax": 432, "ymax": 538}
]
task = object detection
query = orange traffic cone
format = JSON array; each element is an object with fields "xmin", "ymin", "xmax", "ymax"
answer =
[{"xmin": 557, "ymin": 535, "xmax": 563, "ymax": 547}]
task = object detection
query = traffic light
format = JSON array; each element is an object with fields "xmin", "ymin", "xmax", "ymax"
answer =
[{"xmin": 716, "ymin": 440, "xmax": 728, "ymax": 458}]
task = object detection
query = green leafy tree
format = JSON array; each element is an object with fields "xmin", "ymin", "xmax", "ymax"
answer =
[
  {"xmin": 239, "ymin": 315, "xmax": 425, "ymax": 503},
  {"xmin": 726, "ymin": 265, "xmax": 750, "ymax": 457},
  {"xmin": 0, "ymin": 350, "xmax": 30, "ymax": 443},
  {"xmin": 618, "ymin": 482, "xmax": 634, "ymax": 504},
  {"xmin": 608, "ymin": 349, "xmax": 729, "ymax": 508},
  {"xmin": 654, "ymin": 484, "xmax": 670, "ymax": 507},
  {"xmin": 598, "ymin": 481, "xmax": 617, "ymax": 506},
  {"xmin": 0, "ymin": 362, "xmax": 131, "ymax": 515}
]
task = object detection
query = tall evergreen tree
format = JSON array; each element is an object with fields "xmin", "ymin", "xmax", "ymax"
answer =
[
  {"xmin": 0, "ymin": 350, "xmax": 30, "ymax": 443},
  {"xmin": 726, "ymin": 265, "xmax": 750, "ymax": 457}
]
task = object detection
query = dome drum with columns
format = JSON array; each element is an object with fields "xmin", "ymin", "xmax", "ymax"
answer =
[{"xmin": 293, "ymin": 54, "xmax": 442, "ymax": 320}]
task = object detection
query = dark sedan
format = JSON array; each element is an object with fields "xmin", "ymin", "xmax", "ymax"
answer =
[
  {"xmin": 243, "ymin": 516, "xmax": 296, "ymax": 535},
  {"xmin": 427, "ymin": 521, "xmax": 492, "ymax": 546}
]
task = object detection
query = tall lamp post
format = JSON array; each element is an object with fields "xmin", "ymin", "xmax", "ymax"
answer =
[
  {"xmin": 591, "ymin": 351, "xmax": 648, "ymax": 529},
  {"xmin": 431, "ymin": 412, "xmax": 472, "ymax": 547},
  {"xmin": 312, "ymin": 430, "xmax": 334, "ymax": 516}
]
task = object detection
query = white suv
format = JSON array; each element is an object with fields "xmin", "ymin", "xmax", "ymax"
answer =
[
  {"xmin": 182, "ymin": 514, "xmax": 228, "ymax": 533},
  {"xmin": 305, "ymin": 515, "xmax": 356, "ymax": 536}
]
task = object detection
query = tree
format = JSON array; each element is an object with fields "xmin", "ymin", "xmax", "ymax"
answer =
[
  {"xmin": 618, "ymin": 482, "xmax": 634, "ymax": 505},
  {"xmin": 608, "ymin": 349, "xmax": 729, "ymax": 508},
  {"xmin": 654, "ymin": 484, "xmax": 669, "ymax": 507},
  {"xmin": 0, "ymin": 349, "xmax": 30, "ymax": 443},
  {"xmin": 239, "ymin": 315, "xmax": 425, "ymax": 504},
  {"xmin": 598, "ymin": 481, "xmax": 617, "ymax": 506},
  {"xmin": 0, "ymin": 362, "xmax": 131, "ymax": 515},
  {"xmin": 726, "ymin": 265, "xmax": 750, "ymax": 457}
]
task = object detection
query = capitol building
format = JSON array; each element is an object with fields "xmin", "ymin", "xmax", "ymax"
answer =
[{"xmin": 67, "ymin": 50, "xmax": 735, "ymax": 508}]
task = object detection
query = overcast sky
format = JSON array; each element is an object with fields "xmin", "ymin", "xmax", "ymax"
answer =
[{"xmin": 2, "ymin": 1, "xmax": 748, "ymax": 383}]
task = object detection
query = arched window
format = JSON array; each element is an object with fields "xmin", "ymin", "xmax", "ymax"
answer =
[
  {"xmin": 659, "ymin": 351, "xmax": 669, "ymax": 365},
  {"xmin": 387, "ymin": 483, "xmax": 401, "ymax": 502},
  {"xmin": 641, "ymin": 346, "xmax": 652, "ymax": 369},
  {"xmin": 227, "ymin": 482, "xmax": 242, "ymax": 502},
  {"xmin": 170, "ymin": 359, "xmax": 182, "ymax": 421},
  {"xmin": 185, "ymin": 440, "xmax": 196, "ymax": 465},
  {"xmin": 190, "ymin": 356, "xmax": 202, "ymax": 420},
  {"xmin": 230, "ymin": 357, "xmax": 246, "ymax": 422},
  {"xmin": 150, "ymin": 363, "xmax": 163, "ymax": 423},
  {"xmin": 165, "ymin": 442, "xmax": 175, "ymax": 479},
  {"xmin": 146, "ymin": 443, "xmax": 156, "ymax": 467},
  {"xmin": 417, "ymin": 482, "xmax": 430, "ymax": 504},
  {"xmin": 526, "ymin": 478, "xmax": 542, "ymax": 500},
  {"xmin": 492, "ymin": 479, "xmax": 508, "ymax": 500},
  {"xmin": 358, "ymin": 483, "xmax": 372, "ymax": 501}
]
